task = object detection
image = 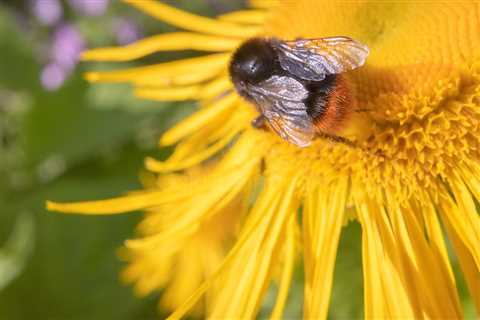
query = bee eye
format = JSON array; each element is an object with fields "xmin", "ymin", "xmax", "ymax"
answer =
[
  {"xmin": 247, "ymin": 59, "xmax": 260, "ymax": 74},
  {"xmin": 240, "ymin": 57, "xmax": 268, "ymax": 82},
  {"xmin": 229, "ymin": 38, "xmax": 276, "ymax": 84}
]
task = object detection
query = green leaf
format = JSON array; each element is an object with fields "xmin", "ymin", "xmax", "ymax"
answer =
[
  {"xmin": 0, "ymin": 8, "xmax": 40, "ymax": 91},
  {"xmin": 0, "ymin": 143, "xmax": 162, "ymax": 320},
  {"xmin": 329, "ymin": 221, "xmax": 364, "ymax": 319},
  {"xmin": 0, "ymin": 212, "xmax": 35, "ymax": 291}
]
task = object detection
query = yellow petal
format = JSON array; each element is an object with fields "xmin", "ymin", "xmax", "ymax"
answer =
[
  {"xmin": 389, "ymin": 200, "xmax": 462, "ymax": 318},
  {"xmin": 303, "ymin": 177, "xmax": 347, "ymax": 319},
  {"xmin": 440, "ymin": 175, "xmax": 480, "ymax": 268},
  {"xmin": 82, "ymin": 32, "xmax": 240, "ymax": 61},
  {"xmin": 139, "ymin": 69, "xmax": 227, "ymax": 88},
  {"xmin": 127, "ymin": 134, "xmax": 266, "ymax": 253},
  {"xmin": 46, "ymin": 190, "xmax": 170, "ymax": 215},
  {"xmin": 443, "ymin": 215, "xmax": 480, "ymax": 315},
  {"xmin": 248, "ymin": 0, "xmax": 279, "ymax": 9},
  {"xmin": 133, "ymin": 72, "xmax": 233, "ymax": 100},
  {"xmin": 217, "ymin": 10, "xmax": 266, "ymax": 25},
  {"xmin": 134, "ymin": 85, "xmax": 201, "ymax": 101},
  {"xmin": 270, "ymin": 215, "xmax": 296, "ymax": 320},
  {"xmin": 120, "ymin": 175, "xmax": 244, "ymax": 316},
  {"xmin": 160, "ymin": 93, "xmax": 238, "ymax": 146},
  {"xmin": 165, "ymin": 191, "xmax": 265, "ymax": 317},
  {"xmin": 84, "ymin": 53, "xmax": 229, "ymax": 84},
  {"xmin": 145, "ymin": 129, "xmax": 239, "ymax": 173},
  {"xmin": 167, "ymin": 172, "xmax": 298, "ymax": 320},
  {"xmin": 148, "ymin": 107, "xmax": 251, "ymax": 173},
  {"xmin": 354, "ymin": 192, "xmax": 417, "ymax": 319},
  {"xmin": 210, "ymin": 174, "xmax": 299, "ymax": 318},
  {"xmin": 123, "ymin": 0, "xmax": 260, "ymax": 38},
  {"xmin": 198, "ymin": 76, "xmax": 233, "ymax": 100},
  {"xmin": 421, "ymin": 199, "xmax": 456, "ymax": 287},
  {"xmin": 355, "ymin": 187, "xmax": 463, "ymax": 319},
  {"xmin": 126, "ymin": 167, "xmax": 256, "ymax": 250}
]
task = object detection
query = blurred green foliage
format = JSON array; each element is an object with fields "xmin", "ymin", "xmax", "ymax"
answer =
[
  {"xmin": 0, "ymin": 1, "xmax": 475, "ymax": 319},
  {"xmin": 0, "ymin": 1, "xmax": 181, "ymax": 318}
]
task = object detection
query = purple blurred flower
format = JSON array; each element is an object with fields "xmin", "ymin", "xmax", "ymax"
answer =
[
  {"xmin": 50, "ymin": 24, "xmax": 85, "ymax": 72},
  {"xmin": 31, "ymin": 0, "xmax": 63, "ymax": 26},
  {"xmin": 40, "ymin": 24, "xmax": 85, "ymax": 91},
  {"xmin": 114, "ymin": 18, "xmax": 142, "ymax": 45},
  {"xmin": 40, "ymin": 63, "xmax": 67, "ymax": 91},
  {"xmin": 69, "ymin": 0, "xmax": 109, "ymax": 16}
]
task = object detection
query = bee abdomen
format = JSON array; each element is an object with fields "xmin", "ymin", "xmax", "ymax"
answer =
[{"xmin": 306, "ymin": 75, "xmax": 352, "ymax": 134}]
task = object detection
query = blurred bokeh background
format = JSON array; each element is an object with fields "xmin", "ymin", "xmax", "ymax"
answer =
[{"xmin": 0, "ymin": 1, "xmax": 475, "ymax": 319}]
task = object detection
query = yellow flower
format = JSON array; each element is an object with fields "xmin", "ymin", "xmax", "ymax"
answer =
[
  {"xmin": 48, "ymin": 0, "xmax": 480, "ymax": 319},
  {"xmin": 119, "ymin": 168, "xmax": 249, "ymax": 316}
]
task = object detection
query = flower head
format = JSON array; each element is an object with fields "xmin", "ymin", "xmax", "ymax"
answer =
[
  {"xmin": 31, "ymin": 0, "xmax": 63, "ymax": 26},
  {"xmin": 69, "ymin": 0, "xmax": 110, "ymax": 17},
  {"xmin": 40, "ymin": 23, "xmax": 85, "ymax": 91},
  {"xmin": 49, "ymin": 0, "xmax": 480, "ymax": 318},
  {"xmin": 119, "ymin": 167, "xmax": 247, "ymax": 316}
]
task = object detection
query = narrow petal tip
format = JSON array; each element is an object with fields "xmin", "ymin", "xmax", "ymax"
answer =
[
  {"xmin": 80, "ymin": 50, "xmax": 95, "ymax": 61},
  {"xmin": 124, "ymin": 238, "xmax": 143, "ymax": 249},
  {"xmin": 84, "ymin": 72, "xmax": 100, "ymax": 82},
  {"xmin": 144, "ymin": 157, "xmax": 160, "ymax": 170},
  {"xmin": 46, "ymin": 201, "xmax": 60, "ymax": 212},
  {"xmin": 159, "ymin": 134, "xmax": 176, "ymax": 147},
  {"xmin": 46, "ymin": 200, "xmax": 82, "ymax": 214}
]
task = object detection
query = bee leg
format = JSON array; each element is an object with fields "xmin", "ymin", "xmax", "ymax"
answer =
[
  {"xmin": 319, "ymin": 132, "xmax": 387, "ymax": 158},
  {"xmin": 355, "ymin": 108, "xmax": 372, "ymax": 113},
  {"xmin": 251, "ymin": 115, "xmax": 266, "ymax": 129},
  {"xmin": 318, "ymin": 132, "xmax": 357, "ymax": 148},
  {"xmin": 260, "ymin": 158, "xmax": 266, "ymax": 173}
]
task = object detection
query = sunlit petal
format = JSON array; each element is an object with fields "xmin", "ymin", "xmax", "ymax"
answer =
[
  {"xmin": 83, "ymin": 32, "xmax": 240, "ymax": 61},
  {"xmin": 84, "ymin": 53, "xmax": 230, "ymax": 84},
  {"xmin": 303, "ymin": 177, "xmax": 347, "ymax": 319},
  {"xmin": 218, "ymin": 10, "xmax": 267, "ymax": 25},
  {"xmin": 123, "ymin": 0, "xmax": 260, "ymax": 38}
]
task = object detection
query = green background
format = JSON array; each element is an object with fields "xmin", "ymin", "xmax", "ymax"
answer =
[{"xmin": 0, "ymin": 1, "xmax": 474, "ymax": 319}]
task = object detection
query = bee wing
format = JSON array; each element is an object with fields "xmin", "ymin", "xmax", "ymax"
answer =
[
  {"xmin": 248, "ymin": 75, "xmax": 315, "ymax": 147},
  {"xmin": 265, "ymin": 104, "xmax": 315, "ymax": 147},
  {"xmin": 273, "ymin": 36, "xmax": 369, "ymax": 81}
]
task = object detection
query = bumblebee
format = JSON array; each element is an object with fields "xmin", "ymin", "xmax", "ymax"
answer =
[{"xmin": 229, "ymin": 36, "xmax": 369, "ymax": 147}]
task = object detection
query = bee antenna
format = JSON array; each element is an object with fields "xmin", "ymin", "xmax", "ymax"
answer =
[{"xmin": 318, "ymin": 132, "xmax": 387, "ymax": 159}]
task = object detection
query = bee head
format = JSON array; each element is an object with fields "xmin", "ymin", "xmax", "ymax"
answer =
[{"xmin": 229, "ymin": 38, "xmax": 277, "ymax": 86}]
